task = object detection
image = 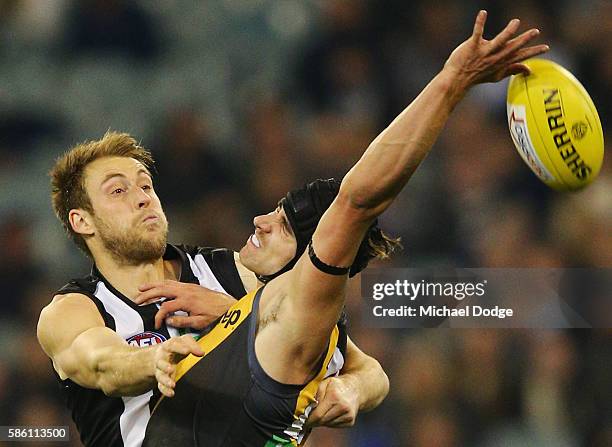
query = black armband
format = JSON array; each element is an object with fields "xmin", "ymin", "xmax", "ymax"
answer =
[{"xmin": 308, "ymin": 240, "xmax": 350, "ymax": 276}]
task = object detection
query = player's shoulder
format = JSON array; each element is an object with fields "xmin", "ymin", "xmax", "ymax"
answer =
[
  {"xmin": 41, "ymin": 292, "xmax": 102, "ymax": 325},
  {"xmin": 38, "ymin": 292, "xmax": 105, "ymax": 355},
  {"xmin": 41, "ymin": 271, "xmax": 104, "ymax": 327},
  {"xmin": 56, "ymin": 273, "xmax": 99, "ymax": 296}
]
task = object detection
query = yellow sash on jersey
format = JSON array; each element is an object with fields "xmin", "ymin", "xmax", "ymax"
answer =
[
  {"xmin": 152, "ymin": 290, "xmax": 257, "ymax": 414},
  {"xmin": 155, "ymin": 285, "xmax": 341, "ymax": 440},
  {"xmin": 175, "ymin": 288, "xmax": 257, "ymax": 382}
]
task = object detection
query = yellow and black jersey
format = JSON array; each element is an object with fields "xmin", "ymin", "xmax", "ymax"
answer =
[{"xmin": 143, "ymin": 286, "xmax": 347, "ymax": 447}]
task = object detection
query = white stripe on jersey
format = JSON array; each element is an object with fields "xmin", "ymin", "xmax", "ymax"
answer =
[
  {"xmin": 84, "ymin": 251, "xmax": 234, "ymax": 446},
  {"xmin": 324, "ymin": 347, "xmax": 345, "ymax": 378},
  {"xmin": 94, "ymin": 281, "xmax": 150, "ymax": 447},
  {"xmin": 95, "ymin": 282, "xmax": 145, "ymax": 339},
  {"xmin": 187, "ymin": 253, "xmax": 227, "ymax": 293},
  {"xmin": 120, "ymin": 393, "xmax": 153, "ymax": 447}
]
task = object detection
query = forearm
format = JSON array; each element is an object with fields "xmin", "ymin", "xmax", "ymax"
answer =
[
  {"xmin": 92, "ymin": 344, "xmax": 157, "ymax": 396},
  {"xmin": 342, "ymin": 68, "xmax": 467, "ymax": 215},
  {"xmin": 342, "ymin": 355, "xmax": 389, "ymax": 412},
  {"xmin": 41, "ymin": 297, "xmax": 159, "ymax": 397},
  {"xmin": 59, "ymin": 326, "xmax": 158, "ymax": 397}
]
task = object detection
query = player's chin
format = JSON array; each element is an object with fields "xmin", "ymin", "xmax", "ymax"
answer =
[
  {"xmin": 238, "ymin": 245, "xmax": 254, "ymax": 266},
  {"xmin": 147, "ymin": 221, "xmax": 168, "ymax": 237},
  {"xmin": 240, "ymin": 249, "xmax": 263, "ymax": 273},
  {"xmin": 238, "ymin": 244, "xmax": 249, "ymax": 258},
  {"xmin": 144, "ymin": 230, "xmax": 167, "ymax": 249}
]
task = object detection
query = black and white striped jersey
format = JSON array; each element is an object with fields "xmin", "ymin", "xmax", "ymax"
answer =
[{"xmin": 53, "ymin": 244, "xmax": 246, "ymax": 447}]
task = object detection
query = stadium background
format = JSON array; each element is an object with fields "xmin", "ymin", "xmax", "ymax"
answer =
[{"xmin": 0, "ymin": 0, "xmax": 609, "ymax": 445}]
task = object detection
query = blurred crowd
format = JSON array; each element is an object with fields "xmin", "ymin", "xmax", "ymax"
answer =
[{"xmin": 0, "ymin": 1, "xmax": 609, "ymax": 446}]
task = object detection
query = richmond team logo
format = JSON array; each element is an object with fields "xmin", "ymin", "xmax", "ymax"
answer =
[{"xmin": 126, "ymin": 331, "xmax": 167, "ymax": 347}]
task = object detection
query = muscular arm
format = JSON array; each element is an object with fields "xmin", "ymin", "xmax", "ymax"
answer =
[
  {"xmin": 38, "ymin": 293, "xmax": 203, "ymax": 398},
  {"xmin": 342, "ymin": 337, "xmax": 389, "ymax": 411},
  {"xmin": 258, "ymin": 12, "xmax": 548, "ymax": 377},
  {"xmin": 257, "ymin": 71, "xmax": 466, "ymax": 379},
  {"xmin": 37, "ymin": 293, "xmax": 158, "ymax": 396},
  {"xmin": 308, "ymin": 337, "xmax": 389, "ymax": 428},
  {"xmin": 289, "ymin": 68, "xmax": 467, "ymax": 327}
]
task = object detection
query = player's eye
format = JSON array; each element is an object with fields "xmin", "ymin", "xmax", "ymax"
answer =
[
  {"xmin": 141, "ymin": 184, "xmax": 152, "ymax": 191},
  {"xmin": 112, "ymin": 188, "xmax": 125, "ymax": 195}
]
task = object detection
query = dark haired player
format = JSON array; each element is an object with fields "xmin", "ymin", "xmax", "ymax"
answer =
[{"xmin": 143, "ymin": 11, "xmax": 549, "ymax": 446}]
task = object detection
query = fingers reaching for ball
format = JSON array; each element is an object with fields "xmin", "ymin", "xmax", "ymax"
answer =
[{"xmin": 444, "ymin": 10, "xmax": 550, "ymax": 87}]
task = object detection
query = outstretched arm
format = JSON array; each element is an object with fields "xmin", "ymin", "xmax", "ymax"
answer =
[
  {"xmin": 262, "ymin": 11, "xmax": 549, "ymax": 373},
  {"xmin": 38, "ymin": 293, "xmax": 203, "ymax": 397},
  {"xmin": 342, "ymin": 12, "xmax": 547, "ymax": 216}
]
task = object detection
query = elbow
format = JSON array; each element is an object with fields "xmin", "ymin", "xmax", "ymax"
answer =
[
  {"xmin": 372, "ymin": 358, "xmax": 390, "ymax": 406},
  {"xmin": 338, "ymin": 175, "xmax": 375, "ymax": 210},
  {"xmin": 380, "ymin": 368, "xmax": 390, "ymax": 402},
  {"xmin": 336, "ymin": 184, "xmax": 386, "ymax": 223},
  {"xmin": 359, "ymin": 358, "xmax": 390, "ymax": 411},
  {"xmin": 99, "ymin": 382, "xmax": 121, "ymax": 397},
  {"xmin": 338, "ymin": 177, "xmax": 391, "ymax": 221}
]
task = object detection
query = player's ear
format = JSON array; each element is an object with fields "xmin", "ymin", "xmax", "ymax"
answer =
[{"xmin": 69, "ymin": 209, "xmax": 95, "ymax": 236}]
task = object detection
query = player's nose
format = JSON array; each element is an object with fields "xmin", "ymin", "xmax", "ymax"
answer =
[
  {"xmin": 136, "ymin": 188, "xmax": 152, "ymax": 209},
  {"xmin": 253, "ymin": 214, "xmax": 271, "ymax": 232}
]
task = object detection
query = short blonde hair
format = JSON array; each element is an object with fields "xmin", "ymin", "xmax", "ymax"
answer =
[{"xmin": 50, "ymin": 131, "xmax": 154, "ymax": 257}]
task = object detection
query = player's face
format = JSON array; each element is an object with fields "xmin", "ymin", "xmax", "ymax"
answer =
[
  {"xmin": 83, "ymin": 156, "xmax": 168, "ymax": 264},
  {"xmin": 239, "ymin": 206, "xmax": 297, "ymax": 276}
]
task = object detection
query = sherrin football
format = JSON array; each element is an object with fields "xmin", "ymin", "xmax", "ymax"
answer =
[{"xmin": 507, "ymin": 59, "xmax": 604, "ymax": 191}]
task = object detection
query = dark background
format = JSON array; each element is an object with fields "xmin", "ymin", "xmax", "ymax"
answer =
[{"xmin": 0, "ymin": 1, "xmax": 609, "ymax": 446}]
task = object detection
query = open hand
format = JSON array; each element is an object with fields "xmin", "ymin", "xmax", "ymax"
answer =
[{"xmin": 444, "ymin": 10, "xmax": 549, "ymax": 88}]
